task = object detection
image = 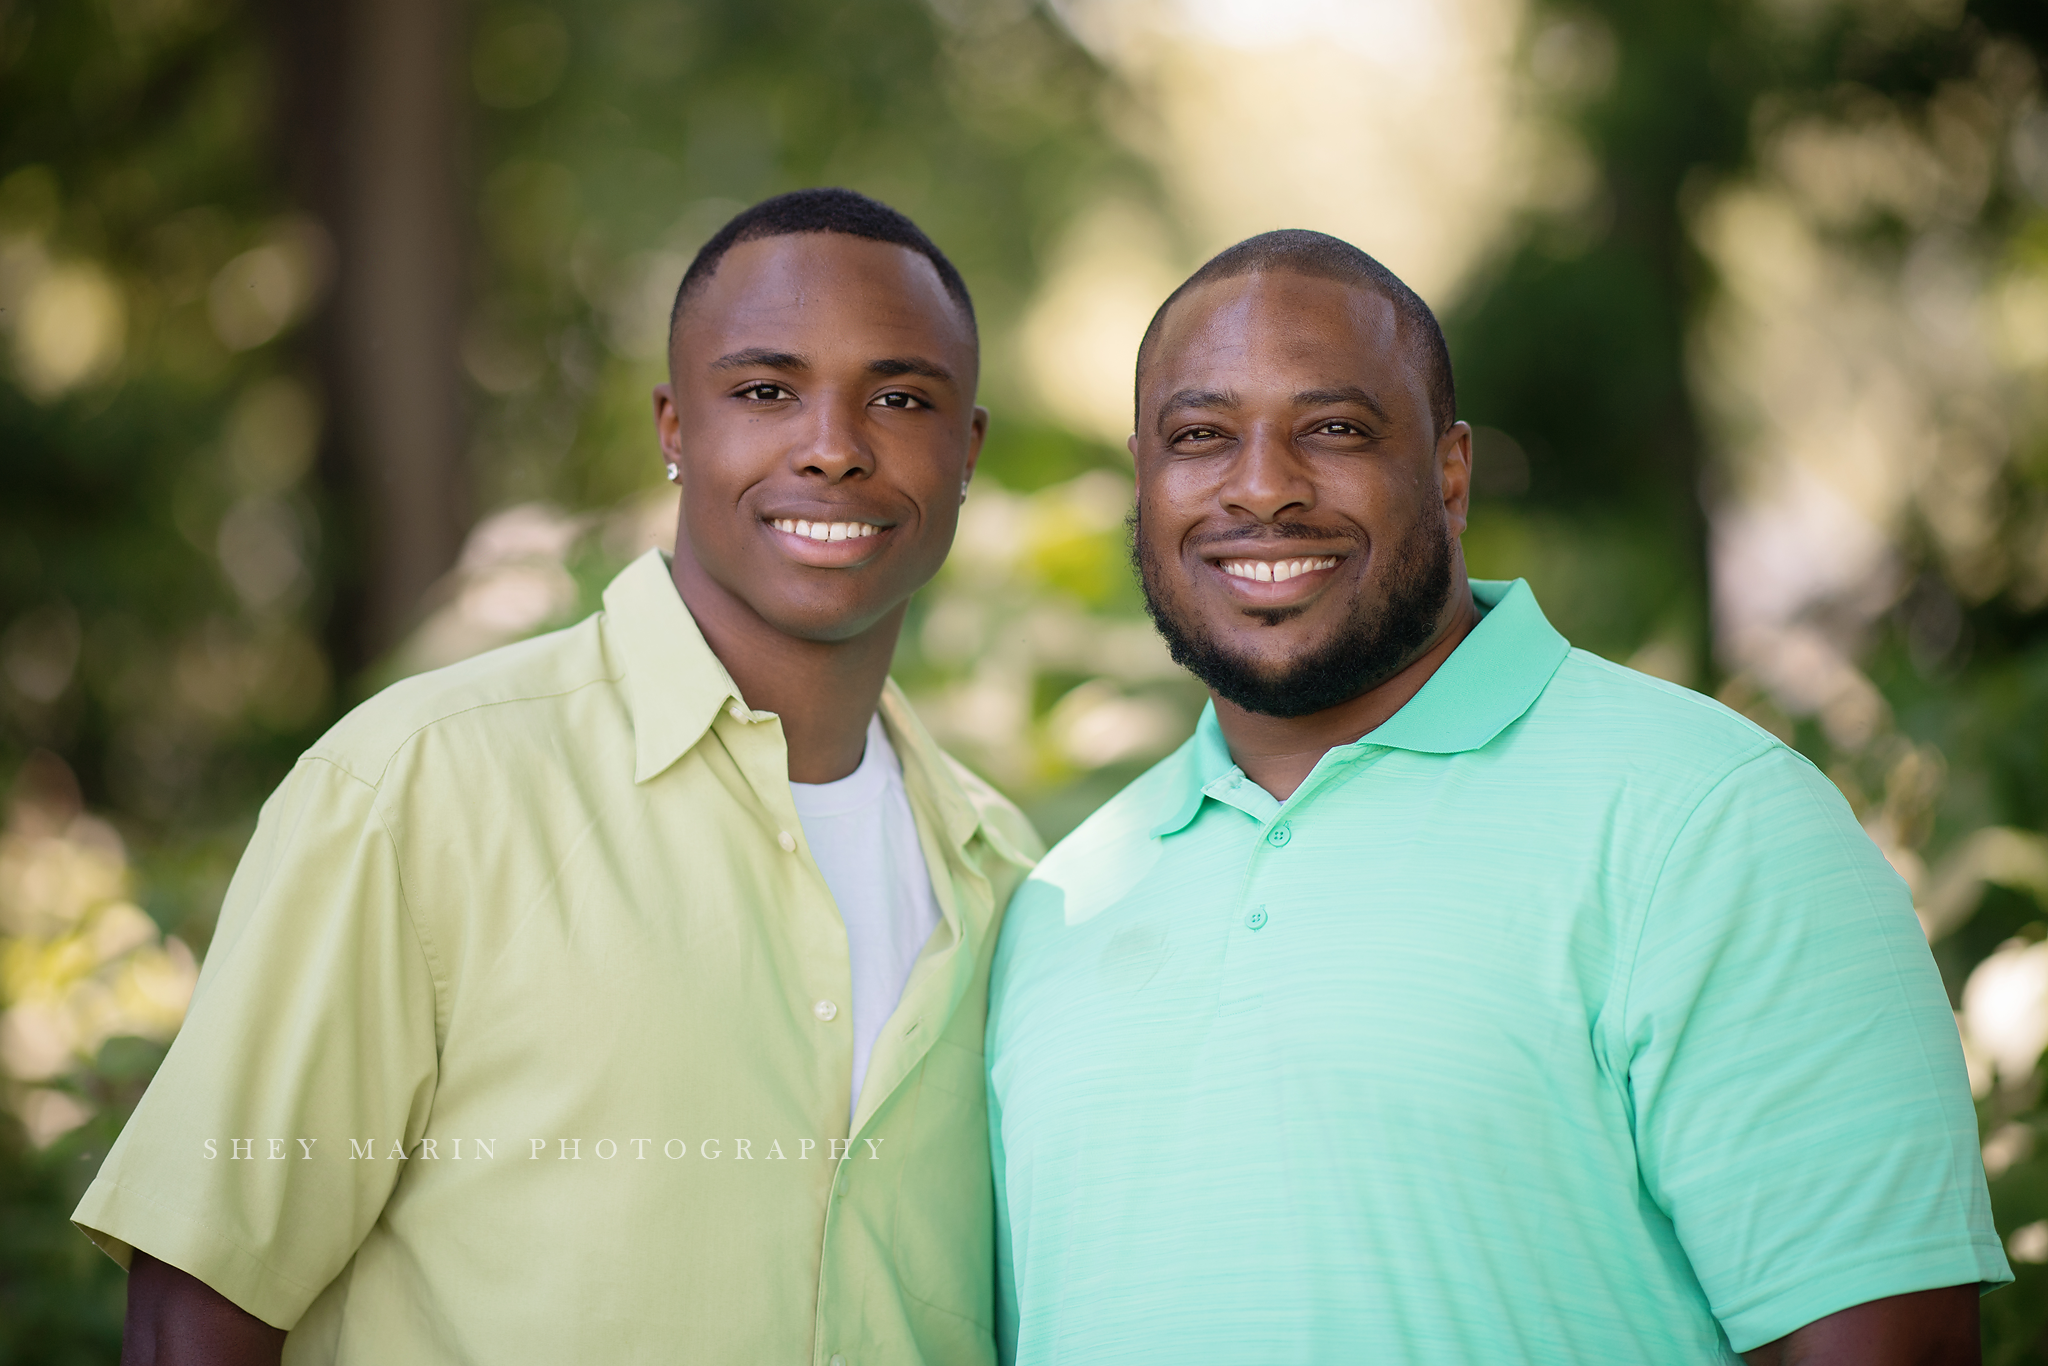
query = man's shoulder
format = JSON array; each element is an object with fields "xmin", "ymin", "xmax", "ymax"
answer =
[
  {"xmin": 306, "ymin": 612, "xmax": 619, "ymax": 789},
  {"xmin": 1530, "ymin": 646, "xmax": 1789, "ymax": 768},
  {"xmin": 1026, "ymin": 740, "xmax": 1193, "ymax": 886}
]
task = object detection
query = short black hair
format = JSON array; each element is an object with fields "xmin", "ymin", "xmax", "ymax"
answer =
[
  {"xmin": 668, "ymin": 188, "xmax": 977, "ymax": 348},
  {"xmin": 1135, "ymin": 229, "xmax": 1455, "ymax": 440}
]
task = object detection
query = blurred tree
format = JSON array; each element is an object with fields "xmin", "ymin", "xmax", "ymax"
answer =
[
  {"xmin": 266, "ymin": 0, "xmax": 473, "ymax": 668},
  {"xmin": 1450, "ymin": 0, "xmax": 1754, "ymax": 671},
  {"xmin": 6, "ymin": 0, "xmax": 2048, "ymax": 1359}
]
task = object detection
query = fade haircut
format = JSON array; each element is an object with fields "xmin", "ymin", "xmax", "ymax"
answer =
[
  {"xmin": 668, "ymin": 188, "xmax": 977, "ymax": 349},
  {"xmin": 1135, "ymin": 230, "xmax": 1455, "ymax": 439}
]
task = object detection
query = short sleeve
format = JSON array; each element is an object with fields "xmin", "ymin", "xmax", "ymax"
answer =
[
  {"xmin": 71, "ymin": 756, "xmax": 440, "ymax": 1330},
  {"xmin": 1620, "ymin": 745, "xmax": 2011, "ymax": 1352}
]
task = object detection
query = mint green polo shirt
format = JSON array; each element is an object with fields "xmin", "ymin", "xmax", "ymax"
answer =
[{"xmin": 986, "ymin": 578, "xmax": 2008, "ymax": 1365}]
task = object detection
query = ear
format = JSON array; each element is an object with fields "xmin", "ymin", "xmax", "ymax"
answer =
[
  {"xmin": 1438, "ymin": 420, "xmax": 1473, "ymax": 535},
  {"xmin": 652, "ymin": 384, "xmax": 685, "ymax": 469},
  {"xmin": 963, "ymin": 405, "xmax": 989, "ymax": 487}
]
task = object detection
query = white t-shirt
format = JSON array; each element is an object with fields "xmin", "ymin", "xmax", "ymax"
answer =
[{"xmin": 789, "ymin": 714, "xmax": 946, "ymax": 1119}]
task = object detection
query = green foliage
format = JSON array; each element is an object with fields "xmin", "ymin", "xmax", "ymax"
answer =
[
  {"xmin": 0, "ymin": 0, "xmax": 322, "ymax": 973},
  {"xmin": 0, "ymin": 1121, "xmax": 124, "ymax": 1365},
  {"xmin": 462, "ymin": 0, "xmax": 1143, "ymax": 514},
  {"xmin": 4, "ymin": 0, "xmax": 2048, "ymax": 1356}
]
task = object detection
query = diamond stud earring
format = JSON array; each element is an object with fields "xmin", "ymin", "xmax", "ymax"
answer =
[{"xmin": 666, "ymin": 462, "xmax": 679, "ymax": 481}]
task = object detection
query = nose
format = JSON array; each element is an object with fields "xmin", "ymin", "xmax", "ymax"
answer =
[
  {"xmin": 794, "ymin": 391, "xmax": 875, "ymax": 484},
  {"xmin": 1218, "ymin": 423, "xmax": 1316, "ymax": 523}
]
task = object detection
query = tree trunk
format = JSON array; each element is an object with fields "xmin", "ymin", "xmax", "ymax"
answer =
[{"xmin": 267, "ymin": 0, "xmax": 470, "ymax": 671}]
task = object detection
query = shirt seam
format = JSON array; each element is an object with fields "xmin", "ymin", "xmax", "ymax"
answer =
[
  {"xmin": 1800, "ymin": 757, "xmax": 1975, "ymax": 1238},
  {"xmin": 312, "ymin": 673, "xmax": 627, "ymax": 792},
  {"xmin": 299, "ymin": 755, "xmax": 451, "ymax": 1051},
  {"xmin": 1602, "ymin": 740, "xmax": 1782, "ymax": 1102}
]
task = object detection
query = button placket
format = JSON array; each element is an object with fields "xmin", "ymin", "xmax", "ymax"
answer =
[
  {"xmin": 1218, "ymin": 819, "xmax": 1276, "ymax": 1016},
  {"xmin": 1216, "ymin": 756, "xmax": 1375, "ymax": 1017}
]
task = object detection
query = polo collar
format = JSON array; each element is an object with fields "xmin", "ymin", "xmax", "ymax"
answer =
[
  {"xmin": 1149, "ymin": 578, "xmax": 1569, "ymax": 837},
  {"xmin": 601, "ymin": 551, "xmax": 994, "ymax": 857}
]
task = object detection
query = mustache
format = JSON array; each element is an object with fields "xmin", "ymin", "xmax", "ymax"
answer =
[{"xmin": 1184, "ymin": 522, "xmax": 1357, "ymax": 551}]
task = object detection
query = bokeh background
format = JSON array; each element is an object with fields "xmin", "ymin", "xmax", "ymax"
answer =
[{"xmin": 3, "ymin": 0, "xmax": 2047, "ymax": 1357}]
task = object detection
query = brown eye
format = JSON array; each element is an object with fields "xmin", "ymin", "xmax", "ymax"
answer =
[
  {"xmin": 873, "ymin": 392, "xmax": 927, "ymax": 410},
  {"xmin": 739, "ymin": 383, "xmax": 791, "ymax": 401}
]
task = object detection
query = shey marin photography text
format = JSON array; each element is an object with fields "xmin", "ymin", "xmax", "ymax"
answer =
[{"xmin": 200, "ymin": 1135, "xmax": 889, "ymax": 1162}]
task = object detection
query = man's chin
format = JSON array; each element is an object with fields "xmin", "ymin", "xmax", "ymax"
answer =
[
  {"xmin": 1162, "ymin": 632, "xmax": 1369, "ymax": 719},
  {"xmin": 760, "ymin": 602, "xmax": 900, "ymax": 645}
]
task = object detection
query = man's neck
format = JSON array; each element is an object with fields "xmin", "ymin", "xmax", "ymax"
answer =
[
  {"xmin": 1214, "ymin": 578, "xmax": 1480, "ymax": 803},
  {"xmin": 669, "ymin": 548, "xmax": 899, "ymax": 785}
]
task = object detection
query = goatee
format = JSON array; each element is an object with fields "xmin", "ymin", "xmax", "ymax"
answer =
[{"xmin": 1133, "ymin": 508, "xmax": 1456, "ymax": 719}]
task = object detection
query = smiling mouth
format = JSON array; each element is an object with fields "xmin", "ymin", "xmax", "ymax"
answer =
[
  {"xmin": 769, "ymin": 517, "xmax": 884, "ymax": 542},
  {"xmin": 1217, "ymin": 555, "xmax": 1340, "ymax": 584}
]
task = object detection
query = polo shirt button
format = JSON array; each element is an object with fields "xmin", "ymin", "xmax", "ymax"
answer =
[
  {"xmin": 1265, "ymin": 823, "xmax": 1292, "ymax": 847},
  {"xmin": 1245, "ymin": 907, "xmax": 1267, "ymax": 931},
  {"xmin": 778, "ymin": 830, "xmax": 797, "ymax": 852},
  {"xmin": 813, "ymin": 999, "xmax": 838, "ymax": 1022}
]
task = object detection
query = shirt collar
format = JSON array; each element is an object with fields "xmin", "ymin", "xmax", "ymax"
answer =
[
  {"xmin": 877, "ymin": 678, "xmax": 987, "ymax": 853},
  {"xmin": 1149, "ymin": 578, "xmax": 1570, "ymax": 837},
  {"xmin": 601, "ymin": 549, "xmax": 992, "ymax": 853},
  {"xmin": 604, "ymin": 550, "xmax": 745, "ymax": 784}
]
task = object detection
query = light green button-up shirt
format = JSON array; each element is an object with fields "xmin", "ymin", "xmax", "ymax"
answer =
[
  {"xmin": 75, "ymin": 549, "xmax": 1042, "ymax": 1365},
  {"xmin": 989, "ymin": 578, "xmax": 2007, "ymax": 1365}
]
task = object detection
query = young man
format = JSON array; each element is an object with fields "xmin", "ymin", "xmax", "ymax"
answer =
[
  {"xmin": 986, "ymin": 231, "xmax": 2008, "ymax": 1364},
  {"xmin": 77, "ymin": 189, "xmax": 1040, "ymax": 1365}
]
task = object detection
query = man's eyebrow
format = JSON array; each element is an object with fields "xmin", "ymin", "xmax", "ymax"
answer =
[
  {"xmin": 1295, "ymin": 385, "xmax": 1390, "ymax": 423},
  {"xmin": 710, "ymin": 348, "xmax": 810, "ymax": 372},
  {"xmin": 866, "ymin": 356, "xmax": 954, "ymax": 382},
  {"xmin": 1158, "ymin": 388, "xmax": 1237, "ymax": 420}
]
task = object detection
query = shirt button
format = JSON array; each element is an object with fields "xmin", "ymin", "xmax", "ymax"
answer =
[
  {"xmin": 813, "ymin": 999, "xmax": 839, "ymax": 1022},
  {"xmin": 728, "ymin": 702, "xmax": 748, "ymax": 721},
  {"xmin": 778, "ymin": 830, "xmax": 797, "ymax": 853},
  {"xmin": 829, "ymin": 1356, "xmax": 847, "ymax": 1366},
  {"xmin": 1265, "ymin": 823, "xmax": 1292, "ymax": 847},
  {"xmin": 1245, "ymin": 906, "xmax": 1268, "ymax": 931}
]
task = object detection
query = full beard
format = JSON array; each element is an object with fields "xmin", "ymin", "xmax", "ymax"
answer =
[{"xmin": 1134, "ymin": 506, "xmax": 1456, "ymax": 720}]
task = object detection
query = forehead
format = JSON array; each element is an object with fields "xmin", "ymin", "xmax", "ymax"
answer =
[
  {"xmin": 676, "ymin": 232, "xmax": 973, "ymax": 358},
  {"xmin": 1145, "ymin": 270, "xmax": 1409, "ymax": 404}
]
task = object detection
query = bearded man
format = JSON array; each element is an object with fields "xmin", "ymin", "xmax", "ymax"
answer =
[{"xmin": 984, "ymin": 230, "xmax": 2007, "ymax": 1365}]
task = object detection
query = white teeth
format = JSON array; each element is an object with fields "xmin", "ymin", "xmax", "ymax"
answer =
[
  {"xmin": 1220, "ymin": 556, "xmax": 1339, "ymax": 583},
  {"xmin": 770, "ymin": 518, "xmax": 880, "ymax": 541}
]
